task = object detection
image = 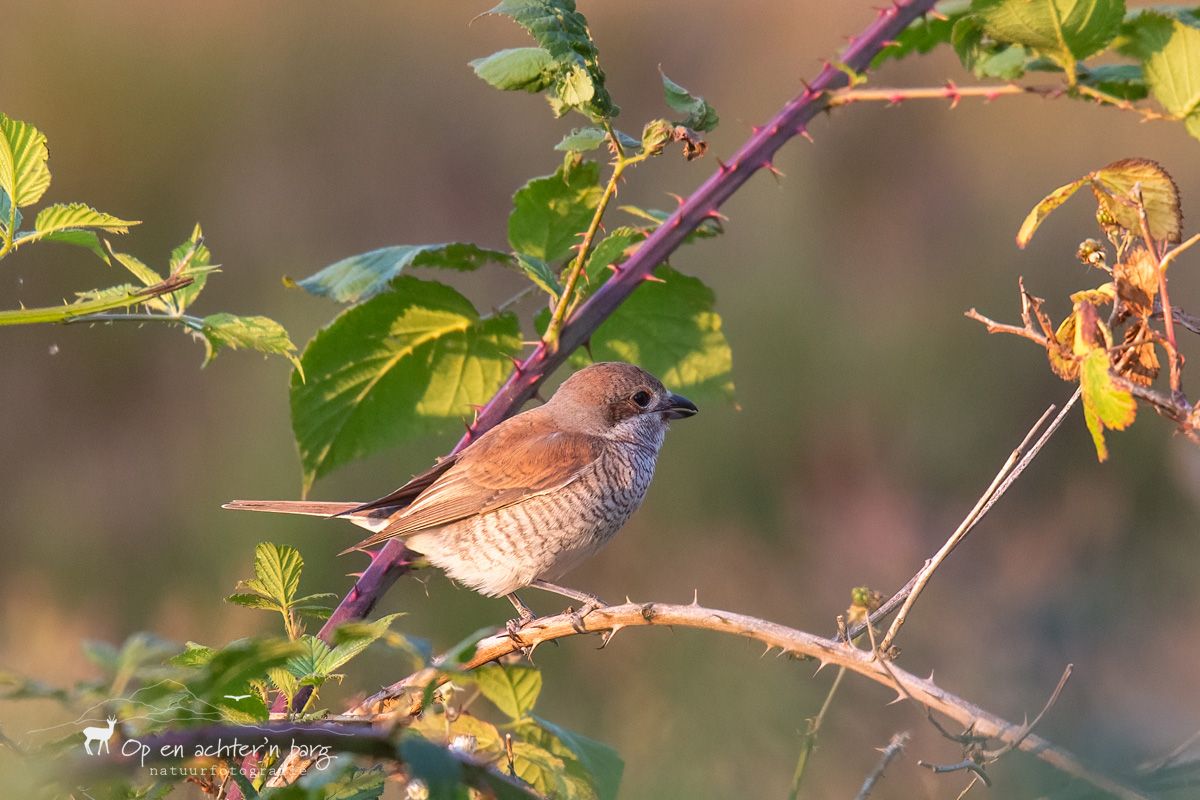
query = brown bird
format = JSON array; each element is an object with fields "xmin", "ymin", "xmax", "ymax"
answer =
[{"xmin": 225, "ymin": 362, "xmax": 698, "ymax": 625}]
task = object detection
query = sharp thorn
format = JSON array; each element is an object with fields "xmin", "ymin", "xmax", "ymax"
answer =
[{"xmin": 642, "ymin": 273, "xmax": 667, "ymax": 284}]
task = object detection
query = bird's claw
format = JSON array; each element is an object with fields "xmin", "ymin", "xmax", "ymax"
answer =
[{"xmin": 567, "ymin": 596, "xmax": 603, "ymax": 634}]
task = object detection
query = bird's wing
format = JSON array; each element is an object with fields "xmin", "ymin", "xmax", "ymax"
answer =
[
  {"xmin": 340, "ymin": 454, "xmax": 462, "ymax": 516},
  {"xmin": 343, "ymin": 413, "xmax": 605, "ymax": 552}
]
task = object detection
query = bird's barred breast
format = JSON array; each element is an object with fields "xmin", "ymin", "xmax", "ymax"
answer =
[{"xmin": 406, "ymin": 442, "xmax": 659, "ymax": 597}]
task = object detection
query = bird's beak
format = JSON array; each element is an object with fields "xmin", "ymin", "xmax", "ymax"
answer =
[{"xmin": 659, "ymin": 392, "xmax": 698, "ymax": 419}]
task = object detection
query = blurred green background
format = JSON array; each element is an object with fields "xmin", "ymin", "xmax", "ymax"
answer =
[{"xmin": 3, "ymin": 2, "xmax": 1199, "ymax": 797}]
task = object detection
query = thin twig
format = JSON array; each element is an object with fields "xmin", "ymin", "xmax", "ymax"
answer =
[
  {"xmin": 1139, "ymin": 728, "xmax": 1200, "ymax": 773},
  {"xmin": 874, "ymin": 394, "xmax": 1078, "ymax": 653},
  {"xmin": 854, "ymin": 731, "xmax": 910, "ymax": 800}
]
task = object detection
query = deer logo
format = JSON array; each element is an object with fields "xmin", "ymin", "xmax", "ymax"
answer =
[{"xmin": 82, "ymin": 716, "xmax": 117, "ymax": 755}]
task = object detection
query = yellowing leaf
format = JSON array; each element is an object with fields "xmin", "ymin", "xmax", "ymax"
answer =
[
  {"xmin": 0, "ymin": 114, "xmax": 50, "ymax": 208},
  {"xmin": 1118, "ymin": 325, "xmax": 1160, "ymax": 387},
  {"xmin": 1114, "ymin": 246, "xmax": 1159, "ymax": 313},
  {"xmin": 1090, "ymin": 158, "xmax": 1181, "ymax": 245},
  {"xmin": 1079, "ymin": 347, "xmax": 1136, "ymax": 461},
  {"xmin": 1069, "ymin": 283, "xmax": 1116, "ymax": 306},
  {"xmin": 1017, "ymin": 178, "xmax": 1085, "ymax": 248}
]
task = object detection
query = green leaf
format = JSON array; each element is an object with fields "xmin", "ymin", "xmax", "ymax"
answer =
[
  {"xmin": 473, "ymin": 663, "xmax": 542, "ymax": 719},
  {"xmin": 1078, "ymin": 63, "xmax": 1147, "ymax": 100},
  {"xmin": 0, "ymin": 114, "xmax": 51, "ymax": 208},
  {"xmin": 470, "ymin": 47, "xmax": 558, "ymax": 92},
  {"xmin": 872, "ymin": 2, "xmax": 969, "ymax": 67},
  {"xmin": 168, "ymin": 224, "xmax": 215, "ymax": 313},
  {"xmin": 660, "ymin": 70, "xmax": 719, "ymax": 132},
  {"xmin": 318, "ymin": 766, "xmax": 387, "ymax": 800},
  {"xmin": 197, "ymin": 313, "xmax": 302, "ymax": 371},
  {"xmin": 555, "ymin": 127, "xmax": 608, "ymax": 152},
  {"xmin": 508, "ymin": 161, "xmax": 601, "ymax": 263},
  {"xmin": 30, "ymin": 202, "xmax": 138, "ymax": 240},
  {"xmin": 514, "ymin": 253, "xmax": 561, "ymax": 299},
  {"xmin": 586, "ymin": 266, "xmax": 734, "ymax": 400},
  {"xmin": 398, "ymin": 736, "xmax": 465, "ymax": 799},
  {"xmin": 267, "ymin": 666, "xmax": 300, "ymax": 705},
  {"xmin": 170, "ymin": 642, "xmax": 216, "ymax": 667},
  {"xmin": 485, "ymin": 0, "xmax": 618, "ymax": 120},
  {"xmin": 185, "ymin": 638, "xmax": 302, "ymax": 701},
  {"xmin": 618, "ymin": 204, "xmax": 722, "ymax": 241},
  {"xmin": 246, "ymin": 543, "xmax": 304, "ymax": 609},
  {"xmin": 225, "ymin": 592, "xmax": 283, "ymax": 612},
  {"xmin": 1120, "ymin": 12, "xmax": 1200, "ymax": 134},
  {"xmin": 111, "ymin": 250, "xmax": 163, "ymax": 287},
  {"xmin": 37, "ymin": 229, "xmax": 107, "ymax": 261},
  {"xmin": 951, "ymin": 16, "xmax": 1031, "ymax": 78},
  {"xmin": 286, "ymin": 636, "xmax": 338, "ymax": 682},
  {"xmin": 972, "ymin": 0, "xmax": 1125, "ymax": 72},
  {"xmin": 529, "ymin": 716, "xmax": 623, "ymax": 800},
  {"xmin": 1079, "ymin": 347, "xmax": 1136, "ymax": 461},
  {"xmin": 291, "ymin": 277, "xmax": 521, "ymax": 492},
  {"xmin": 324, "ymin": 613, "xmax": 405, "ymax": 673},
  {"xmin": 297, "ymin": 243, "xmax": 509, "ymax": 305},
  {"xmin": 0, "ymin": 187, "xmax": 21, "ymax": 233},
  {"xmin": 582, "ymin": 226, "xmax": 642, "ymax": 288}
]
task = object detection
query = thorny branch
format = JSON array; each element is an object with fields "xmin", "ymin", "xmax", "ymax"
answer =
[{"xmin": 854, "ymin": 731, "xmax": 910, "ymax": 800}]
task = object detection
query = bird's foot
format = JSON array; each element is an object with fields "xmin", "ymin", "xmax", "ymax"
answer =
[{"xmin": 567, "ymin": 596, "xmax": 604, "ymax": 634}]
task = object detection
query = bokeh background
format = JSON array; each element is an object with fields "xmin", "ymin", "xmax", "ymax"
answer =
[{"xmin": 3, "ymin": 2, "xmax": 1199, "ymax": 798}]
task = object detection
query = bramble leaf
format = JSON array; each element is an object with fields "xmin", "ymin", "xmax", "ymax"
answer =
[
  {"xmin": 508, "ymin": 161, "xmax": 602, "ymax": 263},
  {"xmin": 245, "ymin": 543, "xmax": 304, "ymax": 609},
  {"xmin": 872, "ymin": 4, "xmax": 968, "ymax": 67},
  {"xmin": 0, "ymin": 114, "xmax": 50, "ymax": 208},
  {"xmin": 484, "ymin": 0, "xmax": 617, "ymax": 120},
  {"xmin": 951, "ymin": 16, "xmax": 1031, "ymax": 79},
  {"xmin": 473, "ymin": 663, "xmax": 542, "ymax": 719},
  {"xmin": 1120, "ymin": 12, "xmax": 1200, "ymax": 138},
  {"xmin": 0, "ymin": 188, "xmax": 20, "ymax": 232},
  {"xmin": 1090, "ymin": 158, "xmax": 1181, "ymax": 244},
  {"xmin": 972, "ymin": 0, "xmax": 1124, "ymax": 73},
  {"xmin": 555, "ymin": 127, "xmax": 608, "ymax": 152},
  {"xmin": 1017, "ymin": 178, "xmax": 1085, "ymax": 248},
  {"xmin": 1079, "ymin": 347, "xmax": 1136, "ymax": 461},
  {"xmin": 297, "ymin": 243, "xmax": 510, "ymax": 305},
  {"xmin": 290, "ymin": 277, "xmax": 520, "ymax": 492},
  {"xmin": 470, "ymin": 46, "xmax": 558, "ymax": 92},
  {"xmin": 660, "ymin": 70, "xmax": 719, "ymax": 132},
  {"xmin": 167, "ymin": 224, "xmax": 215, "ymax": 313},
  {"xmin": 529, "ymin": 715, "xmax": 623, "ymax": 800},
  {"xmin": 10, "ymin": 203, "xmax": 139, "ymax": 252},
  {"xmin": 197, "ymin": 313, "xmax": 301, "ymax": 371},
  {"xmin": 514, "ymin": 252, "xmax": 562, "ymax": 299}
]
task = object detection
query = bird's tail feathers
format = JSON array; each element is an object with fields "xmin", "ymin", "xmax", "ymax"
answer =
[{"xmin": 223, "ymin": 500, "xmax": 389, "ymax": 532}]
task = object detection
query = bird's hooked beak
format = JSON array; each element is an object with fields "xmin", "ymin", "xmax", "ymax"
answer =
[{"xmin": 658, "ymin": 392, "xmax": 699, "ymax": 419}]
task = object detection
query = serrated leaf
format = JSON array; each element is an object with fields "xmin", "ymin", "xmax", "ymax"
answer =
[
  {"xmin": 39, "ymin": 229, "xmax": 107, "ymax": 261},
  {"xmin": 873, "ymin": 3, "xmax": 968, "ymax": 67},
  {"xmin": 197, "ymin": 313, "xmax": 301, "ymax": 371},
  {"xmin": 185, "ymin": 638, "xmax": 302, "ymax": 701},
  {"xmin": 529, "ymin": 715, "xmax": 623, "ymax": 800},
  {"xmin": 1017, "ymin": 178, "xmax": 1085, "ymax": 247},
  {"xmin": 398, "ymin": 736, "xmax": 464, "ymax": 798},
  {"xmin": 1079, "ymin": 347, "xmax": 1136, "ymax": 461},
  {"xmin": 297, "ymin": 243, "xmax": 509, "ymax": 305},
  {"xmin": 618, "ymin": 205, "xmax": 722, "ymax": 241},
  {"xmin": 218, "ymin": 691, "xmax": 269, "ymax": 724},
  {"xmin": 319, "ymin": 766, "xmax": 387, "ymax": 800},
  {"xmin": 286, "ymin": 636, "xmax": 337, "ymax": 681},
  {"xmin": 1090, "ymin": 158, "xmax": 1181, "ymax": 244},
  {"xmin": 1078, "ymin": 63, "xmax": 1148, "ymax": 99},
  {"xmin": 1120, "ymin": 11, "xmax": 1200, "ymax": 132},
  {"xmin": 584, "ymin": 266, "xmax": 734, "ymax": 400},
  {"xmin": 170, "ymin": 642, "xmax": 216, "ymax": 667},
  {"xmin": 660, "ymin": 70, "xmax": 719, "ymax": 132},
  {"xmin": 225, "ymin": 592, "xmax": 283, "ymax": 612},
  {"xmin": 31, "ymin": 202, "xmax": 138, "ymax": 239},
  {"xmin": 973, "ymin": 0, "xmax": 1124, "ymax": 72},
  {"xmin": 485, "ymin": 0, "xmax": 617, "ymax": 120},
  {"xmin": 0, "ymin": 187, "xmax": 21, "ymax": 232},
  {"xmin": 112, "ymin": 250, "xmax": 164, "ymax": 287},
  {"xmin": 0, "ymin": 114, "xmax": 50, "ymax": 208},
  {"xmin": 470, "ymin": 46, "xmax": 558, "ymax": 92},
  {"xmin": 510, "ymin": 740, "xmax": 572, "ymax": 797},
  {"xmin": 168, "ymin": 224, "xmax": 214, "ymax": 312},
  {"xmin": 267, "ymin": 666, "xmax": 300, "ymax": 705},
  {"xmin": 323, "ymin": 613, "xmax": 405, "ymax": 673},
  {"xmin": 290, "ymin": 277, "xmax": 521, "ymax": 492},
  {"xmin": 952, "ymin": 16, "xmax": 1032, "ymax": 78},
  {"xmin": 582, "ymin": 226, "xmax": 643, "ymax": 288},
  {"xmin": 514, "ymin": 252, "xmax": 561, "ymax": 299},
  {"xmin": 473, "ymin": 663, "xmax": 542, "ymax": 719},
  {"xmin": 509, "ymin": 162, "xmax": 602, "ymax": 264},
  {"xmin": 247, "ymin": 543, "xmax": 304, "ymax": 609},
  {"xmin": 555, "ymin": 127, "xmax": 608, "ymax": 152}
]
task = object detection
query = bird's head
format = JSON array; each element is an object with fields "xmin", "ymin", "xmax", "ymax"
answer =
[{"xmin": 547, "ymin": 362, "xmax": 698, "ymax": 438}]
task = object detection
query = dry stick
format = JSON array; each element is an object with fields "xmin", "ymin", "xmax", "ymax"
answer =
[
  {"xmin": 854, "ymin": 731, "xmax": 911, "ymax": 800},
  {"xmin": 847, "ymin": 392, "xmax": 1077, "ymax": 645},
  {"xmin": 346, "ymin": 603, "xmax": 1146, "ymax": 800},
  {"xmin": 876, "ymin": 394, "xmax": 1078, "ymax": 653}
]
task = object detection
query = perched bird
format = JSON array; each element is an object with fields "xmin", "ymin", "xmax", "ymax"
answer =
[{"xmin": 225, "ymin": 362, "xmax": 698, "ymax": 625}]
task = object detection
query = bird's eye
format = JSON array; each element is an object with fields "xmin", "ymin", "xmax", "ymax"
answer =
[{"xmin": 631, "ymin": 390, "xmax": 652, "ymax": 408}]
